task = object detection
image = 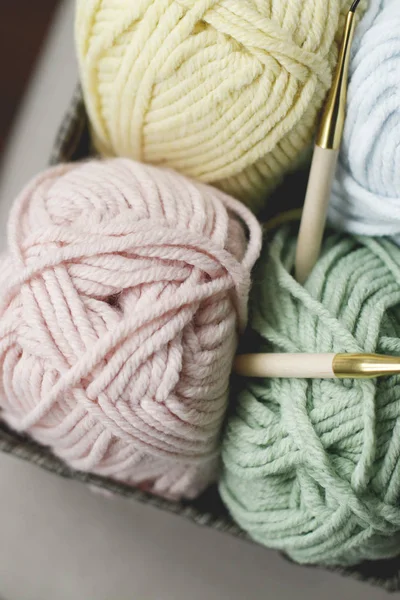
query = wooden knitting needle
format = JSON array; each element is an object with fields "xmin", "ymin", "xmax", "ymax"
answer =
[
  {"xmin": 234, "ymin": 353, "xmax": 400, "ymax": 380},
  {"xmin": 295, "ymin": 0, "xmax": 361, "ymax": 285}
]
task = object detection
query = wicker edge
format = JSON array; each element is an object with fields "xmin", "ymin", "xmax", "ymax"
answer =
[{"xmin": 49, "ymin": 85, "xmax": 87, "ymax": 165}]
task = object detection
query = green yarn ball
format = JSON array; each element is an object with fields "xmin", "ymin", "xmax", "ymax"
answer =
[{"xmin": 221, "ymin": 226, "xmax": 400, "ymax": 566}]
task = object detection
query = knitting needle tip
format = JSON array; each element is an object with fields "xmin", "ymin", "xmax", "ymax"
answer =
[
  {"xmin": 294, "ymin": 3, "xmax": 360, "ymax": 284},
  {"xmin": 350, "ymin": 0, "xmax": 361, "ymax": 13}
]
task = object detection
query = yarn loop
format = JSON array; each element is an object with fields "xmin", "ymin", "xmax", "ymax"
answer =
[
  {"xmin": 0, "ymin": 159, "xmax": 261, "ymax": 500},
  {"xmin": 329, "ymin": 0, "xmax": 400, "ymax": 239},
  {"xmin": 221, "ymin": 226, "xmax": 400, "ymax": 565},
  {"xmin": 76, "ymin": 0, "xmax": 357, "ymax": 210}
]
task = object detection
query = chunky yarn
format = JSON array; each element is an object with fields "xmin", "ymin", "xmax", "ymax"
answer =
[
  {"xmin": 221, "ymin": 226, "xmax": 400, "ymax": 565},
  {"xmin": 329, "ymin": 0, "xmax": 400, "ymax": 239},
  {"xmin": 0, "ymin": 158, "xmax": 261, "ymax": 500},
  {"xmin": 75, "ymin": 0, "xmax": 358, "ymax": 212}
]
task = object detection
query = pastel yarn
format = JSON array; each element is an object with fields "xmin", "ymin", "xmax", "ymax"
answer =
[
  {"xmin": 221, "ymin": 226, "xmax": 400, "ymax": 565},
  {"xmin": 75, "ymin": 0, "xmax": 357, "ymax": 212},
  {"xmin": 329, "ymin": 0, "xmax": 400, "ymax": 239},
  {"xmin": 0, "ymin": 158, "xmax": 261, "ymax": 501}
]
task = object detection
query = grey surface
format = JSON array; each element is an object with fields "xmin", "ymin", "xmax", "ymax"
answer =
[
  {"xmin": 0, "ymin": 1, "xmax": 77, "ymax": 240},
  {"xmin": 0, "ymin": 2, "xmax": 393, "ymax": 599}
]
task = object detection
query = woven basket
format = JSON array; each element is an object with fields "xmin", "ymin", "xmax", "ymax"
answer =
[{"xmin": 1, "ymin": 87, "xmax": 400, "ymax": 592}]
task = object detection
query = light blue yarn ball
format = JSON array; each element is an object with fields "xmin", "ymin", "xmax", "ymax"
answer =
[{"xmin": 328, "ymin": 0, "xmax": 400, "ymax": 240}]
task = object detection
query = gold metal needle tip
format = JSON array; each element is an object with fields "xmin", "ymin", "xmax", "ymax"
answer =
[
  {"xmin": 333, "ymin": 354, "xmax": 400, "ymax": 379},
  {"xmin": 350, "ymin": 0, "xmax": 361, "ymax": 12}
]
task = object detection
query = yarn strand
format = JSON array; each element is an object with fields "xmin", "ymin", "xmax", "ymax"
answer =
[
  {"xmin": 0, "ymin": 158, "xmax": 261, "ymax": 500},
  {"xmin": 221, "ymin": 225, "xmax": 400, "ymax": 565}
]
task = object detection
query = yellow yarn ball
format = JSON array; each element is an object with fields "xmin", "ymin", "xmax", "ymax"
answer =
[{"xmin": 76, "ymin": 0, "xmax": 357, "ymax": 211}]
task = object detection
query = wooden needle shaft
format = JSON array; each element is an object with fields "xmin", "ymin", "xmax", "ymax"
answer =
[
  {"xmin": 294, "ymin": 147, "xmax": 338, "ymax": 285},
  {"xmin": 235, "ymin": 353, "xmax": 400, "ymax": 380},
  {"xmin": 235, "ymin": 353, "xmax": 336, "ymax": 379}
]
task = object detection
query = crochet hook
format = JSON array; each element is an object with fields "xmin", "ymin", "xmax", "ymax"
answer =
[
  {"xmin": 234, "ymin": 352, "xmax": 400, "ymax": 380},
  {"xmin": 294, "ymin": 0, "xmax": 361, "ymax": 285}
]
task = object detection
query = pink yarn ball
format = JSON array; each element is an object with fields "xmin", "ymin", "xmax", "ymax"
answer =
[{"xmin": 0, "ymin": 159, "xmax": 261, "ymax": 500}]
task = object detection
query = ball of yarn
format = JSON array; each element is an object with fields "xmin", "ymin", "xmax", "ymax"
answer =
[
  {"xmin": 221, "ymin": 226, "xmax": 400, "ymax": 565},
  {"xmin": 0, "ymin": 158, "xmax": 261, "ymax": 501},
  {"xmin": 329, "ymin": 0, "xmax": 400, "ymax": 239},
  {"xmin": 75, "ymin": 0, "xmax": 355, "ymax": 211}
]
